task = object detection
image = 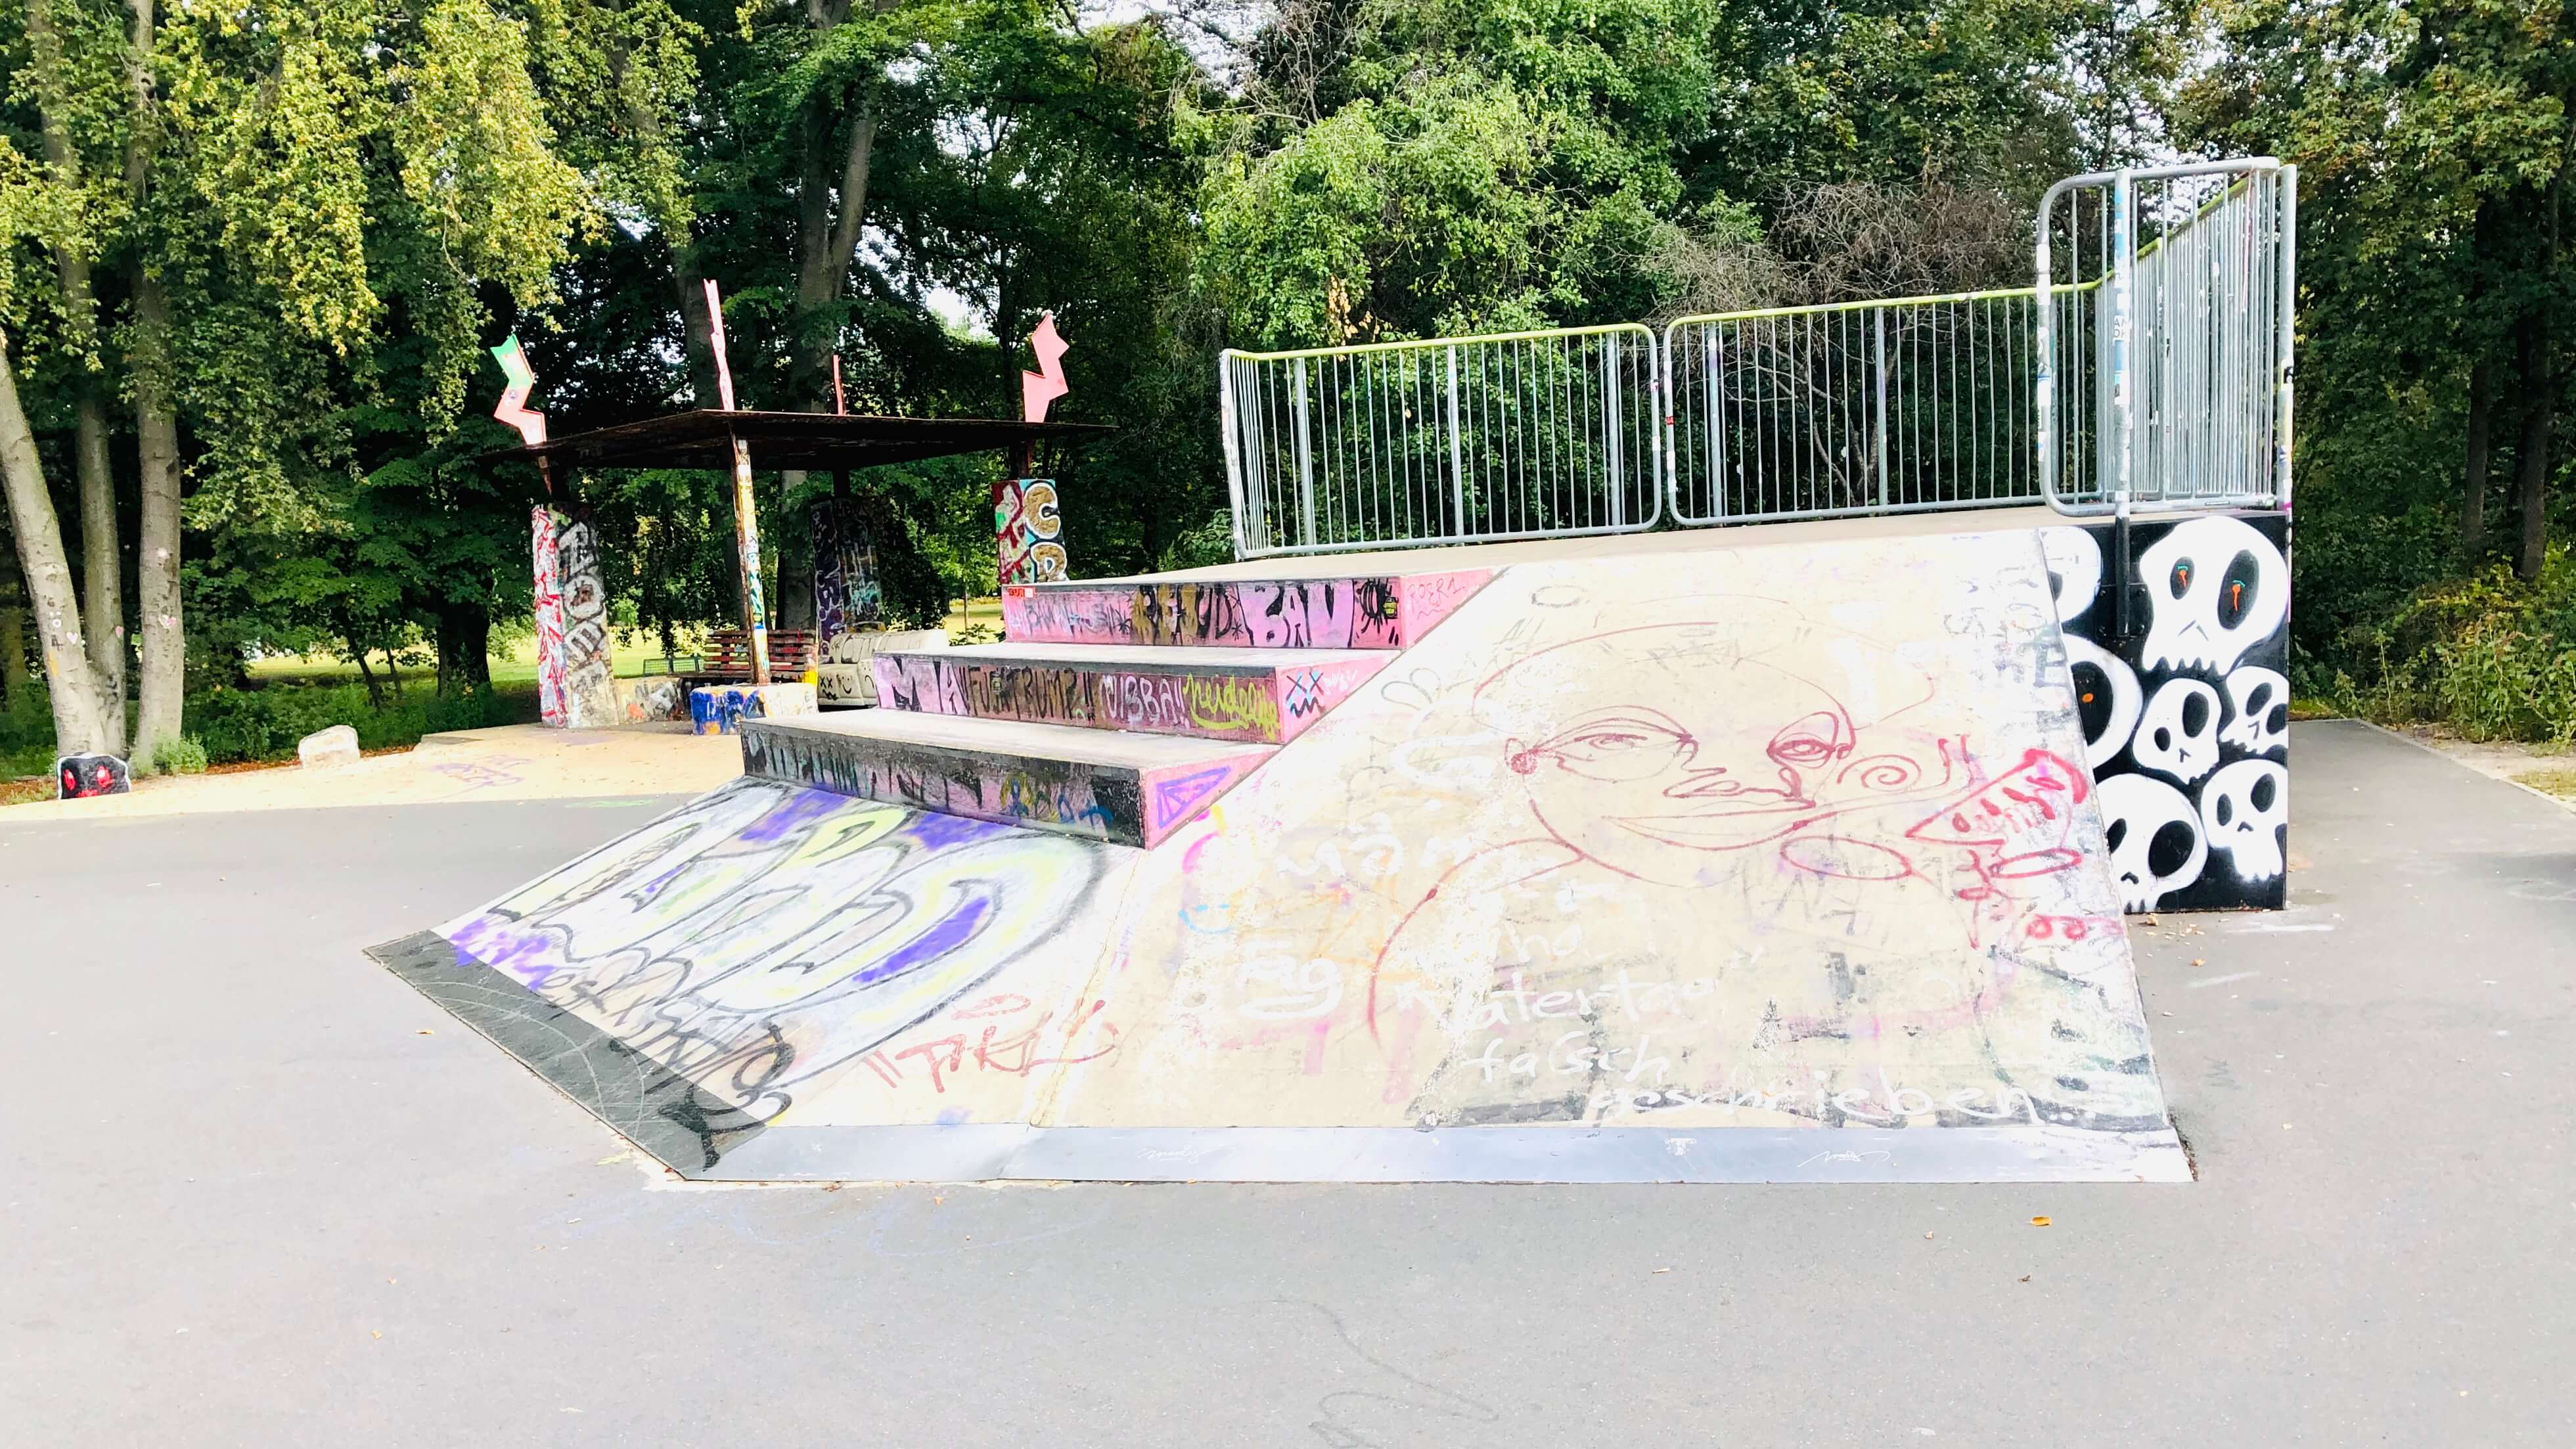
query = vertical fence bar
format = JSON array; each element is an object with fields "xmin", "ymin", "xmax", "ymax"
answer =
[{"xmin": 1872, "ymin": 308, "xmax": 1891, "ymax": 509}]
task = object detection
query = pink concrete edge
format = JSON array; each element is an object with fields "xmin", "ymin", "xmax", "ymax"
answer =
[
  {"xmin": 1135, "ymin": 749, "xmax": 1273, "ymax": 846},
  {"xmin": 1394, "ymin": 569, "xmax": 1497, "ymax": 646},
  {"xmin": 1271, "ymin": 654, "xmax": 1392, "ymax": 744}
]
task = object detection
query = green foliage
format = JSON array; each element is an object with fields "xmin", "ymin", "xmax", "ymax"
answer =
[
  {"xmin": 184, "ymin": 681, "xmax": 530, "ymax": 764},
  {"xmin": 0, "ymin": 678, "xmax": 53, "ymax": 778},
  {"xmin": 1159, "ymin": 510, "xmax": 1236, "ymax": 572},
  {"xmin": 2303, "ymin": 553, "xmax": 2576, "ymax": 744},
  {"xmin": 148, "ymin": 733, "xmax": 208, "ymax": 775}
]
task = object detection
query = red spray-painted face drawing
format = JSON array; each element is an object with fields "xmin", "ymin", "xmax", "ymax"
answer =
[{"xmin": 1476, "ymin": 621, "xmax": 1933, "ymax": 887}]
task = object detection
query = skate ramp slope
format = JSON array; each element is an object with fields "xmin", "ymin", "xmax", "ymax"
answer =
[{"xmin": 375, "ymin": 527, "xmax": 2187, "ymax": 1182}]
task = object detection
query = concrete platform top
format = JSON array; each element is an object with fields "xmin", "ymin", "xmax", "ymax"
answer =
[
  {"xmin": 891, "ymin": 641, "xmax": 1388, "ymax": 673},
  {"xmin": 744, "ymin": 709, "xmax": 1277, "ymax": 771},
  {"xmin": 1096, "ymin": 502, "xmax": 2248, "ymax": 583}
]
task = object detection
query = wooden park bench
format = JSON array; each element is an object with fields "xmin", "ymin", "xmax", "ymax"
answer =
[{"xmin": 694, "ymin": 628, "xmax": 818, "ymax": 682}]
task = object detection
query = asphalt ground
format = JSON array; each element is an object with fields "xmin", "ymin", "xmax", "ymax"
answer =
[{"xmin": 3, "ymin": 720, "xmax": 2569, "ymax": 1446}]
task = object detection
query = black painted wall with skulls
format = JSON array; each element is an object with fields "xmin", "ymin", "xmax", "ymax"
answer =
[{"xmin": 2045, "ymin": 511, "xmax": 2292, "ymax": 913}]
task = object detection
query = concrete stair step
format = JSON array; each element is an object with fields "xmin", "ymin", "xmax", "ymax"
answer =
[
  {"xmin": 1002, "ymin": 568, "xmax": 1493, "ymax": 650},
  {"xmin": 871, "ymin": 642, "xmax": 1388, "ymax": 745},
  {"xmin": 740, "ymin": 711, "xmax": 1271, "ymax": 847}
]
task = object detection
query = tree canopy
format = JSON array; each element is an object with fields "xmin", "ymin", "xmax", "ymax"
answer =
[{"xmin": 1, "ymin": 0, "xmax": 2569, "ymax": 761}]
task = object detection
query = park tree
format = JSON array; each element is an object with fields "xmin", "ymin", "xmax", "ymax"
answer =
[
  {"xmin": 2181, "ymin": 0, "xmax": 2574, "ymax": 592},
  {"xmin": 1, "ymin": 0, "xmax": 696, "ymax": 763}
]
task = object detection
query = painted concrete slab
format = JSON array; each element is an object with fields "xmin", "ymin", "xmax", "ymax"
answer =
[
  {"xmin": 871, "ymin": 644, "xmax": 1388, "ymax": 744},
  {"xmin": 1002, "ymin": 569, "xmax": 1492, "ymax": 649},
  {"xmin": 740, "ymin": 712, "xmax": 1273, "ymax": 845},
  {"xmin": 690, "ymin": 682, "xmax": 817, "ymax": 735},
  {"xmin": 382, "ymin": 527, "xmax": 2184, "ymax": 1182}
]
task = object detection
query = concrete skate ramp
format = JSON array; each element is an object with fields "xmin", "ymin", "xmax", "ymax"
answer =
[{"xmin": 376, "ymin": 529, "xmax": 2187, "ymax": 1182}]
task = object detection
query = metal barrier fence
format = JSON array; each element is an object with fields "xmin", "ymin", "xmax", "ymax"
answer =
[
  {"xmin": 1217, "ymin": 158, "xmax": 2293, "ymax": 557},
  {"xmin": 1663, "ymin": 288, "xmax": 2064, "ymax": 524},
  {"xmin": 1219, "ymin": 325, "xmax": 1661, "ymax": 556},
  {"xmin": 2038, "ymin": 160, "xmax": 2296, "ymax": 517}
]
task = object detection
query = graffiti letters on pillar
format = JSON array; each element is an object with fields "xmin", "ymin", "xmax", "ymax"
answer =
[
  {"xmin": 995, "ymin": 479, "xmax": 1068, "ymax": 585},
  {"xmin": 554, "ymin": 510, "xmax": 619, "ymax": 728},
  {"xmin": 442, "ymin": 780, "xmax": 1110, "ymax": 1148},
  {"xmin": 810, "ymin": 497, "xmax": 882, "ymax": 640},
  {"xmin": 2045, "ymin": 513, "xmax": 2291, "ymax": 911},
  {"xmin": 57, "ymin": 753, "xmax": 131, "ymax": 799},
  {"xmin": 531, "ymin": 506, "xmax": 567, "ymax": 726}
]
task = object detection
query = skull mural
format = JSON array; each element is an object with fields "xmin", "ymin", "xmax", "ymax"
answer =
[
  {"xmin": 2138, "ymin": 516, "xmax": 2290, "ymax": 675},
  {"xmin": 2096, "ymin": 773, "xmax": 2206, "ymax": 912},
  {"xmin": 2219, "ymin": 666, "xmax": 2290, "ymax": 757},
  {"xmin": 2200, "ymin": 758, "xmax": 2288, "ymax": 883},
  {"xmin": 2040, "ymin": 526, "xmax": 2103, "ymax": 624},
  {"xmin": 2064, "ymin": 633, "xmax": 2142, "ymax": 771},
  {"xmin": 2132, "ymin": 678, "xmax": 2222, "ymax": 784}
]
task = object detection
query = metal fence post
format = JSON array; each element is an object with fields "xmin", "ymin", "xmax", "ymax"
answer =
[
  {"xmin": 2275, "ymin": 164, "xmax": 2297, "ymax": 512},
  {"xmin": 1606, "ymin": 335, "xmax": 1625, "ymax": 527},
  {"xmin": 1873, "ymin": 309, "xmax": 1891, "ymax": 509},
  {"xmin": 2110, "ymin": 169, "xmax": 2135, "ymax": 520},
  {"xmin": 1291, "ymin": 356, "xmax": 1316, "ymax": 548},
  {"xmin": 1445, "ymin": 344, "xmax": 1465, "ymax": 538}
]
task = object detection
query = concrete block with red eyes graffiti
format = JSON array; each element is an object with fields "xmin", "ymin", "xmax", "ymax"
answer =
[
  {"xmin": 2041, "ymin": 510, "xmax": 2292, "ymax": 912},
  {"xmin": 57, "ymin": 753, "xmax": 131, "ymax": 799}
]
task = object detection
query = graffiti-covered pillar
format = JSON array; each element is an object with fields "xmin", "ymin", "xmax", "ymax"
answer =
[
  {"xmin": 553, "ymin": 507, "xmax": 621, "ymax": 728},
  {"xmin": 2046, "ymin": 510, "xmax": 2292, "ymax": 912},
  {"xmin": 811, "ymin": 493, "xmax": 883, "ymax": 640},
  {"xmin": 995, "ymin": 478, "xmax": 1068, "ymax": 585},
  {"xmin": 730, "ymin": 435, "xmax": 771, "ymax": 685},
  {"xmin": 531, "ymin": 505, "xmax": 566, "ymax": 726}
]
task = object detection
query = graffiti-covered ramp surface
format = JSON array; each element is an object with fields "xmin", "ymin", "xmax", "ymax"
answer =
[{"xmin": 376, "ymin": 529, "xmax": 2188, "ymax": 1183}]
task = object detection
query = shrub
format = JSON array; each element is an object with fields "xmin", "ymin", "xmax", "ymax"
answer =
[
  {"xmin": 151, "ymin": 734, "xmax": 210, "ymax": 775},
  {"xmin": 2303, "ymin": 549, "xmax": 2576, "ymax": 744}
]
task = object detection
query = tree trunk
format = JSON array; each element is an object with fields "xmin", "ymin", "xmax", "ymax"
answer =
[
  {"xmin": 2464, "ymin": 356, "xmax": 2493, "ymax": 559},
  {"xmin": 0, "ymin": 340, "xmax": 119, "ymax": 755},
  {"xmin": 26, "ymin": 0, "xmax": 129, "ymax": 747},
  {"xmin": 384, "ymin": 647, "xmax": 403, "ymax": 698},
  {"xmin": 350, "ymin": 629, "xmax": 384, "ymax": 709},
  {"xmin": 675, "ymin": 252, "xmax": 722, "ymax": 408},
  {"xmin": 2516, "ymin": 397, "xmax": 2553, "ymax": 583},
  {"xmin": 2511, "ymin": 307, "xmax": 2553, "ymax": 582},
  {"xmin": 0, "ymin": 535, "xmax": 28, "ymax": 705},
  {"xmin": 434, "ymin": 603, "xmax": 491, "ymax": 696},
  {"xmin": 130, "ymin": 269, "xmax": 185, "ymax": 762}
]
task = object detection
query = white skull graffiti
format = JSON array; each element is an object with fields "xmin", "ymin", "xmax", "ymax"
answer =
[
  {"xmin": 2133, "ymin": 677, "xmax": 2222, "ymax": 784},
  {"xmin": 2062, "ymin": 633, "xmax": 2142, "ymax": 771},
  {"xmin": 2200, "ymin": 758, "xmax": 2288, "ymax": 883},
  {"xmin": 2041, "ymin": 526, "xmax": 2102, "ymax": 624},
  {"xmin": 2219, "ymin": 665, "xmax": 2290, "ymax": 756},
  {"xmin": 2097, "ymin": 773, "xmax": 2206, "ymax": 911},
  {"xmin": 2138, "ymin": 516, "xmax": 2289, "ymax": 675}
]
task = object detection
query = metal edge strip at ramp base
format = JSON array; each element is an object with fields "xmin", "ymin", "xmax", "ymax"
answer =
[
  {"xmin": 365, "ymin": 929, "xmax": 2186, "ymax": 1185},
  {"xmin": 367, "ymin": 930, "xmax": 767, "ymax": 1175}
]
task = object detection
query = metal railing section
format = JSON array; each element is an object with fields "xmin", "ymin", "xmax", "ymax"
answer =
[
  {"xmin": 1220, "ymin": 325, "xmax": 1662, "ymax": 557},
  {"xmin": 1663, "ymin": 289, "xmax": 2057, "ymax": 525},
  {"xmin": 1216, "ymin": 157, "xmax": 2294, "ymax": 556},
  {"xmin": 2037, "ymin": 159, "xmax": 2296, "ymax": 518}
]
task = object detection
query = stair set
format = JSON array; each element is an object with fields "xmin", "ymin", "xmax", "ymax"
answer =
[{"xmin": 736, "ymin": 568, "xmax": 1493, "ymax": 847}]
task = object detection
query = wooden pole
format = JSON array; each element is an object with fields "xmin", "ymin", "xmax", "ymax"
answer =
[{"xmin": 730, "ymin": 434, "xmax": 770, "ymax": 685}]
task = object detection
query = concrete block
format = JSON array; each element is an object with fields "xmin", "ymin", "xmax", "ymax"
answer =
[
  {"xmin": 56, "ymin": 753, "xmax": 131, "ymax": 798},
  {"xmin": 298, "ymin": 724, "xmax": 361, "ymax": 769},
  {"xmin": 819, "ymin": 628, "xmax": 949, "ymax": 706},
  {"xmin": 690, "ymin": 682, "xmax": 818, "ymax": 736},
  {"xmin": 622, "ymin": 676, "xmax": 687, "ymax": 723}
]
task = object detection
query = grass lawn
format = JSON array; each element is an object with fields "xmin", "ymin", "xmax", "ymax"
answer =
[{"xmin": 242, "ymin": 600, "xmax": 1007, "ymax": 687}]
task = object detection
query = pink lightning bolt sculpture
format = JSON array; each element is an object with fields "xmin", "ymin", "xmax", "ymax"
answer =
[
  {"xmin": 1021, "ymin": 313, "xmax": 1070, "ymax": 422},
  {"xmin": 490, "ymin": 335, "xmax": 547, "ymax": 445}
]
